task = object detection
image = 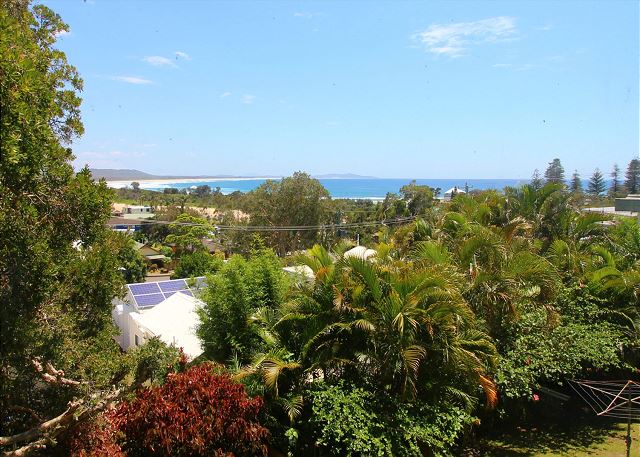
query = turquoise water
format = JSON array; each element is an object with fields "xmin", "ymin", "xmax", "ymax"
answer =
[{"xmin": 143, "ymin": 178, "xmax": 529, "ymax": 200}]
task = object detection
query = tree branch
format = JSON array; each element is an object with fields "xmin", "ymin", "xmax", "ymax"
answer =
[
  {"xmin": 0, "ymin": 400, "xmax": 81, "ymax": 447},
  {"xmin": 0, "ymin": 388, "xmax": 122, "ymax": 455},
  {"xmin": 31, "ymin": 358, "xmax": 84, "ymax": 386}
]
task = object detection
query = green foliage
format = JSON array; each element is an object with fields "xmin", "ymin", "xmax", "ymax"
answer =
[
  {"xmin": 570, "ymin": 170, "xmax": 582, "ymax": 193},
  {"xmin": 0, "ymin": 5, "xmax": 180, "ymax": 449},
  {"xmin": 587, "ymin": 168, "xmax": 606, "ymax": 196},
  {"xmin": 496, "ymin": 286, "xmax": 629, "ymax": 399},
  {"xmin": 625, "ymin": 158, "xmax": 640, "ymax": 194},
  {"xmin": 197, "ymin": 249, "xmax": 289, "ymax": 363},
  {"xmin": 400, "ymin": 180, "xmax": 435, "ymax": 216},
  {"xmin": 305, "ymin": 382, "xmax": 472, "ymax": 457},
  {"xmin": 245, "ymin": 172, "xmax": 330, "ymax": 255},
  {"xmin": 125, "ymin": 337, "xmax": 184, "ymax": 386},
  {"xmin": 173, "ymin": 250, "xmax": 223, "ymax": 279},
  {"xmin": 165, "ymin": 213, "xmax": 213, "ymax": 254},
  {"xmin": 544, "ymin": 158, "xmax": 565, "ymax": 184},
  {"xmin": 117, "ymin": 235, "xmax": 147, "ymax": 283}
]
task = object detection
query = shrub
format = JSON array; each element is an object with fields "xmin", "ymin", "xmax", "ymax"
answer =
[
  {"xmin": 70, "ymin": 363, "xmax": 270, "ymax": 456},
  {"xmin": 303, "ymin": 382, "xmax": 473, "ymax": 457},
  {"xmin": 172, "ymin": 250, "xmax": 223, "ymax": 279}
]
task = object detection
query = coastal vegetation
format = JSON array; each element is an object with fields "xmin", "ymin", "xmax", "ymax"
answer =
[{"xmin": 1, "ymin": 2, "xmax": 639, "ymax": 456}]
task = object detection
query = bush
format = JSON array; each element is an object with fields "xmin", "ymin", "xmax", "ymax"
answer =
[
  {"xmin": 70, "ymin": 363, "xmax": 270, "ymax": 456},
  {"xmin": 172, "ymin": 250, "xmax": 223, "ymax": 279},
  {"xmin": 302, "ymin": 382, "xmax": 473, "ymax": 457}
]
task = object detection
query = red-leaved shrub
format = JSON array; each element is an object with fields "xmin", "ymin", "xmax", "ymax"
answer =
[{"xmin": 70, "ymin": 363, "xmax": 269, "ymax": 456}]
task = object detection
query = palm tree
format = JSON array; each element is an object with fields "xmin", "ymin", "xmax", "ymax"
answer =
[{"xmin": 293, "ymin": 246, "xmax": 498, "ymax": 404}]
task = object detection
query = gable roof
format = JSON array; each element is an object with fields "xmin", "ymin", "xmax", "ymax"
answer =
[
  {"xmin": 131, "ymin": 292, "xmax": 203, "ymax": 359},
  {"xmin": 344, "ymin": 245, "xmax": 377, "ymax": 260}
]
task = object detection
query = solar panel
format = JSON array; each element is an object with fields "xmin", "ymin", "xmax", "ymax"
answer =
[
  {"xmin": 158, "ymin": 280, "xmax": 187, "ymax": 292},
  {"xmin": 129, "ymin": 283, "xmax": 161, "ymax": 295},
  {"xmin": 134, "ymin": 293, "xmax": 165, "ymax": 307},
  {"xmin": 126, "ymin": 277, "xmax": 207, "ymax": 309}
]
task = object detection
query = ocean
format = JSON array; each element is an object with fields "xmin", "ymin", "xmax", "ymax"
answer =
[{"xmin": 141, "ymin": 178, "xmax": 529, "ymax": 200}]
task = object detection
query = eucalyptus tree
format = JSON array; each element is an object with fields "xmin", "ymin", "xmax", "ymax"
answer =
[{"xmin": 245, "ymin": 172, "xmax": 330, "ymax": 256}]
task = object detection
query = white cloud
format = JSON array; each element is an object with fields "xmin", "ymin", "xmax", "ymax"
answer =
[
  {"xmin": 175, "ymin": 51, "xmax": 192, "ymax": 60},
  {"xmin": 294, "ymin": 12, "xmax": 314, "ymax": 18},
  {"xmin": 220, "ymin": 91, "xmax": 232, "ymax": 98},
  {"xmin": 242, "ymin": 94, "xmax": 256, "ymax": 104},
  {"xmin": 415, "ymin": 16, "xmax": 517, "ymax": 57},
  {"xmin": 54, "ymin": 29, "xmax": 70, "ymax": 38},
  {"xmin": 142, "ymin": 55, "xmax": 176, "ymax": 67},
  {"xmin": 109, "ymin": 75, "xmax": 154, "ymax": 85}
]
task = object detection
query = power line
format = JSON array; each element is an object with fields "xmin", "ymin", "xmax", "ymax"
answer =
[{"xmin": 114, "ymin": 215, "xmax": 418, "ymax": 232}]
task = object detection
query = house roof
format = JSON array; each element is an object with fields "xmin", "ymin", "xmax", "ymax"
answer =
[
  {"xmin": 145, "ymin": 254, "xmax": 167, "ymax": 260},
  {"xmin": 131, "ymin": 292, "xmax": 203, "ymax": 359},
  {"xmin": 444, "ymin": 187, "xmax": 466, "ymax": 195},
  {"xmin": 283, "ymin": 265, "xmax": 315, "ymax": 280},
  {"xmin": 344, "ymin": 245, "xmax": 377, "ymax": 260},
  {"xmin": 126, "ymin": 277, "xmax": 206, "ymax": 309}
]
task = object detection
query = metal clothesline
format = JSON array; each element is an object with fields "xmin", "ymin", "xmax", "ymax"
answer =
[{"xmin": 570, "ymin": 379, "xmax": 639, "ymax": 457}]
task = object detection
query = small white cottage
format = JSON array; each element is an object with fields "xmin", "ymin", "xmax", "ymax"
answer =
[{"xmin": 443, "ymin": 187, "xmax": 466, "ymax": 201}]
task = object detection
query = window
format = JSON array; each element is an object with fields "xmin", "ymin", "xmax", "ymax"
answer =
[{"xmin": 135, "ymin": 334, "xmax": 140, "ymax": 346}]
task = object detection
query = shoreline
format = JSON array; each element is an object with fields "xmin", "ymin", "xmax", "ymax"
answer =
[{"xmin": 106, "ymin": 177, "xmax": 279, "ymax": 189}]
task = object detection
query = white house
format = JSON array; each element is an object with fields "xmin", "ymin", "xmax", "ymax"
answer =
[
  {"xmin": 128, "ymin": 292, "xmax": 203, "ymax": 359},
  {"xmin": 112, "ymin": 277, "xmax": 206, "ymax": 359},
  {"xmin": 123, "ymin": 205, "xmax": 153, "ymax": 215},
  {"xmin": 443, "ymin": 187, "xmax": 466, "ymax": 201}
]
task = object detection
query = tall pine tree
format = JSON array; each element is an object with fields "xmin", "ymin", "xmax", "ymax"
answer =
[
  {"xmin": 544, "ymin": 158, "xmax": 565, "ymax": 184},
  {"xmin": 570, "ymin": 170, "xmax": 582, "ymax": 193},
  {"xmin": 609, "ymin": 163, "xmax": 621, "ymax": 196},
  {"xmin": 531, "ymin": 169, "xmax": 543, "ymax": 190},
  {"xmin": 625, "ymin": 158, "xmax": 640, "ymax": 194},
  {"xmin": 587, "ymin": 168, "xmax": 606, "ymax": 196}
]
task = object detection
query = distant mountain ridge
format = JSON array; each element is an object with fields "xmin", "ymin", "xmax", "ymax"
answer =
[
  {"xmin": 312, "ymin": 173, "xmax": 378, "ymax": 179},
  {"xmin": 89, "ymin": 168, "xmax": 378, "ymax": 181},
  {"xmin": 89, "ymin": 169, "xmax": 262, "ymax": 181}
]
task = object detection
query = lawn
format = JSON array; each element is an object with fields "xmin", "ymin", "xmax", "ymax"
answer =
[{"xmin": 477, "ymin": 417, "xmax": 639, "ymax": 456}]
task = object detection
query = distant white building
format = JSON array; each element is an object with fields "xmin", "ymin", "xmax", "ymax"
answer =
[
  {"xmin": 124, "ymin": 205, "xmax": 153, "ymax": 215},
  {"xmin": 112, "ymin": 277, "xmax": 206, "ymax": 359},
  {"xmin": 443, "ymin": 187, "xmax": 466, "ymax": 201}
]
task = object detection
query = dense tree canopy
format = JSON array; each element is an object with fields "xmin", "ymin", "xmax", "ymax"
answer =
[
  {"xmin": 0, "ymin": 1, "xmax": 121, "ymax": 434},
  {"xmin": 244, "ymin": 172, "xmax": 330, "ymax": 255}
]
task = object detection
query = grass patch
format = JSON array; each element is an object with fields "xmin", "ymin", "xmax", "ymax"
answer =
[{"xmin": 476, "ymin": 413, "xmax": 638, "ymax": 456}]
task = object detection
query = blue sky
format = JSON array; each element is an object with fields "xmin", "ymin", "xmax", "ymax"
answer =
[{"xmin": 45, "ymin": 0, "xmax": 638, "ymax": 179}]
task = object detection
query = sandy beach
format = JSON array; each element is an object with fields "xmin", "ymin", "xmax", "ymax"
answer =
[{"xmin": 106, "ymin": 177, "xmax": 278, "ymax": 189}]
